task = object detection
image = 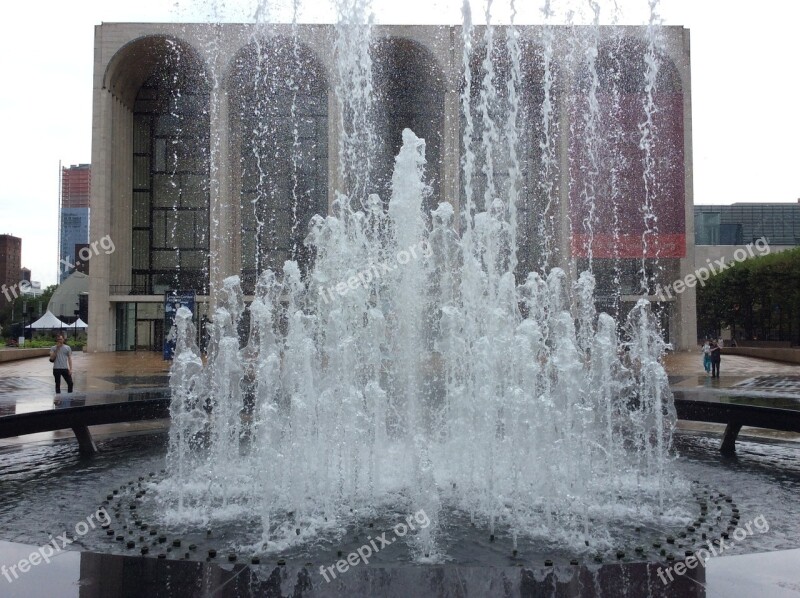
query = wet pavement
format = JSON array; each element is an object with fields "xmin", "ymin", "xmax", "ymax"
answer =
[
  {"xmin": 0, "ymin": 351, "xmax": 169, "ymax": 397},
  {"xmin": 661, "ymin": 351, "xmax": 800, "ymax": 443},
  {"xmin": 0, "ymin": 351, "xmax": 170, "ymax": 447},
  {"xmin": 1, "ymin": 349, "xmax": 797, "ymax": 399},
  {"xmin": 1, "ymin": 349, "xmax": 799, "ymax": 448},
  {"xmin": 664, "ymin": 350, "xmax": 800, "ymax": 393}
]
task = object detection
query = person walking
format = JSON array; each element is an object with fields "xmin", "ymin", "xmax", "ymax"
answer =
[
  {"xmin": 709, "ymin": 340, "xmax": 721, "ymax": 378},
  {"xmin": 50, "ymin": 334, "xmax": 74, "ymax": 394},
  {"xmin": 701, "ymin": 340, "xmax": 711, "ymax": 375}
]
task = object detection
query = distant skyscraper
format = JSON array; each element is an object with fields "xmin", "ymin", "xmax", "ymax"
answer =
[
  {"xmin": 59, "ymin": 163, "xmax": 91, "ymax": 283},
  {"xmin": 0, "ymin": 234, "xmax": 22, "ymax": 307}
]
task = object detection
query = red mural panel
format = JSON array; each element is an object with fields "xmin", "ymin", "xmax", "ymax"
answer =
[{"xmin": 569, "ymin": 88, "xmax": 686, "ymax": 259}]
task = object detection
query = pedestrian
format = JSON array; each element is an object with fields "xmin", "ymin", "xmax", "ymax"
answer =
[
  {"xmin": 50, "ymin": 334, "xmax": 74, "ymax": 394},
  {"xmin": 709, "ymin": 340, "xmax": 721, "ymax": 378},
  {"xmin": 701, "ymin": 339, "xmax": 711, "ymax": 375}
]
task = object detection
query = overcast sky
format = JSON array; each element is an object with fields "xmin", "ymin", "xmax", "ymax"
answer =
[{"xmin": 1, "ymin": 0, "xmax": 798, "ymax": 286}]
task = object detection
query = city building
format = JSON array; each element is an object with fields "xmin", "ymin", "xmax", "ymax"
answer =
[
  {"xmin": 694, "ymin": 201, "xmax": 800, "ymax": 272},
  {"xmin": 18, "ymin": 269, "xmax": 43, "ymax": 297},
  {"xmin": 49, "ymin": 271, "xmax": 89, "ymax": 324},
  {"xmin": 59, "ymin": 163, "xmax": 91, "ymax": 283},
  {"xmin": 695, "ymin": 202, "xmax": 800, "ymax": 246},
  {"xmin": 0, "ymin": 234, "xmax": 22, "ymax": 307},
  {"xmin": 694, "ymin": 201, "xmax": 800, "ymax": 342},
  {"xmin": 88, "ymin": 23, "xmax": 695, "ymax": 352}
]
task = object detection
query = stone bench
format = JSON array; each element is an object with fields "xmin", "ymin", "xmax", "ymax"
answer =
[
  {"xmin": 0, "ymin": 390, "xmax": 170, "ymax": 455},
  {"xmin": 673, "ymin": 390, "xmax": 800, "ymax": 455}
]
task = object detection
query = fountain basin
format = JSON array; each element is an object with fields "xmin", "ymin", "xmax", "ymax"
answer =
[{"xmin": 2, "ymin": 430, "xmax": 799, "ymax": 572}]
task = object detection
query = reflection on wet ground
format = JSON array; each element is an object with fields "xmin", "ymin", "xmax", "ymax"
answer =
[
  {"xmin": 734, "ymin": 374, "xmax": 800, "ymax": 394},
  {"xmin": 0, "ymin": 377, "xmax": 53, "ymax": 396},
  {"xmin": 0, "ymin": 351, "xmax": 170, "ymax": 398}
]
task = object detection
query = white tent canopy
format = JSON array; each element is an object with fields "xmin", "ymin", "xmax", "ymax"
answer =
[
  {"xmin": 26, "ymin": 310, "xmax": 69, "ymax": 329},
  {"xmin": 71, "ymin": 318, "xmax": 88, "ymax": 329}
]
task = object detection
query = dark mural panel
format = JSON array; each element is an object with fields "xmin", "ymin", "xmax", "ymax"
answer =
[{"xmin": 230, "ymin": 37, "xmax": 329, "ymax": 293}]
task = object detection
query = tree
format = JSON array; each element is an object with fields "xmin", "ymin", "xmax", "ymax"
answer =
[
  {"xmin": 0, "ymin": 284, "xmax": 58, "ymax": 339},
  {"xmin": 697, "ymin": 247, "xmax": 800, "ymax": 344}
]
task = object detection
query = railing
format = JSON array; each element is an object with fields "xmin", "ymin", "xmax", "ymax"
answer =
[
  {"xmin": 109, "ymin": 285, "xmax": 210, "ymax": 296},
  {"xmin": 109, "ymin": 285, "xmax": 150, "ymax": 295}
]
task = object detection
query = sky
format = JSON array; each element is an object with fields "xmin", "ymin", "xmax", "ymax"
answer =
[{"xmin": 1, "ymin": 0, "xmax": 798, "ymax": 287}]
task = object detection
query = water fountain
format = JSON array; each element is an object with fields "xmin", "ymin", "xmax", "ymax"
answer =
[
  {"xmin": 2, "ymin": 2, "xmax": 800, "ymax": 596},
  {"xmin": 156, "ymin": 0, "xmax": 685, "ymax": 564}
]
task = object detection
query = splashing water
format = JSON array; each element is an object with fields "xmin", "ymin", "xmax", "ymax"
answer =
[{"xmin": 158, "ymin": 3, "xmax": 684, "ymax": 561}]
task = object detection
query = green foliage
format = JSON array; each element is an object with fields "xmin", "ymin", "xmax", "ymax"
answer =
[
  {"xmin": 697, "ymin": 247, "xmax": 800, "ymax": 343},
  {"xmin": 23, "ymin": 337, "xmax": 85, "ymax": 350},
  {"xmin": 0, "ymin": 284, "xmax": 60, "ymax": 339}
]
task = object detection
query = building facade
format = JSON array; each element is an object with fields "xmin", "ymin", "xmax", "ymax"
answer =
[
  {"xmin": 89, "ymin": 23, "xmax": 696, "ymax": 352},
  {"xmin": 0, "ymin": 234, "xmax": 22, "ymax": 308},
  {"xmin": 694, "ymin": 202, "xmax": 800, "ymax": 276},
  {"xmin": 695, "ymin": 202, "xmax": 800, "ymax": 247},
  {"xmin": 59, "ymin": 163, "xmax": 91, "ymax": 283}
]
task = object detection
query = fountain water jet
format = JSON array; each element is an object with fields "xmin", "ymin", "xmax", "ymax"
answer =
[{"xmin": 157, "ymin": 0, "xmax": 686, "ymax": 561}]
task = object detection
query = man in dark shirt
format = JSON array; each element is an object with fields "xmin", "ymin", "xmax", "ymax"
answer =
[{"xmin": 709, "ymin": 340, "xmax": 721, "ymax": 378}]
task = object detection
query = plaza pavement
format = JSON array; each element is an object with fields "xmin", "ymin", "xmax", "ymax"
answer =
[
  {"xmin": 0, "ymin": 351, "xmax": 170, "ymax": 447},
  {"xmin": 0, "ymin": 349, "xmax": 799, "ymax": 448},
  {"xmin": 665, "ymin": 349, "xmax": 800, "ymax": 389},
  {"xmin": 665, "ymin": 350, "xmax": 800, "ymax": 441}
]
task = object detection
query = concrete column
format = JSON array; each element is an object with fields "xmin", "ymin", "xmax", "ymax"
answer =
[
  {"xmin": 678, "ymin": 27, "xmax": 697, "ymax": 350},
  {"xmin": 327, "ymin": 88, "xmax": 342, "ymax": 210},
  {"xmin": 109, "ymin": 98, "xmax": 133, "ymax": 292},
  {"xmin": 87, "ymin": 88, "xmax": 113, "ymax": 352},
  {"xmin": 441, "ymin": 27, "xmax": 462, "ymax": 220},
  {"xmin": 229, "ymin": 109, "xmax": 243, "ymax": 283},
  {"xmin": 556, "ymin": 87, "xmax": 573, "ymax": 277},
  {"xmin": 442, "ymin": 91, "xmax": 461, "ymax": 217},
  {"xmin": 208, "ymin": 84, "xmax": 235, "ymax": 308}
]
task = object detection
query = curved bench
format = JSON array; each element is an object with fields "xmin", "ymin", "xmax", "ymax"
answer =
[
  {"xmin": 0, "ymin": 391, "xmax": 170, "ymax": 455},
  {"xmin": 673, "ymin": 391, "xmax": 800, "ymax": 455},
  {"xmin": 4, "ymin": 389, "xmax": 797, "ymax": 458}
]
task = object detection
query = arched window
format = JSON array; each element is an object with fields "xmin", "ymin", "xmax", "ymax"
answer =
[
  {"xmin": 129, "ymin": 38, "xmax": 211, "ymax": 295},
  {"xmin": 230, "ymin": 37, "xmax": 329, "ymax": 293},
  {"xmin": 463, "ymin": 37, "xmax": 553, "ymax": 277},
  {"xmin": 372, "ymin": 37, "xmax": 445, "ymax": 216}
]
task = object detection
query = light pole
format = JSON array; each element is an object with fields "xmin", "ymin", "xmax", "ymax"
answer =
[{"xmin": 22, "ymin": 300, "xmax": 27, "ymax": 346}]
